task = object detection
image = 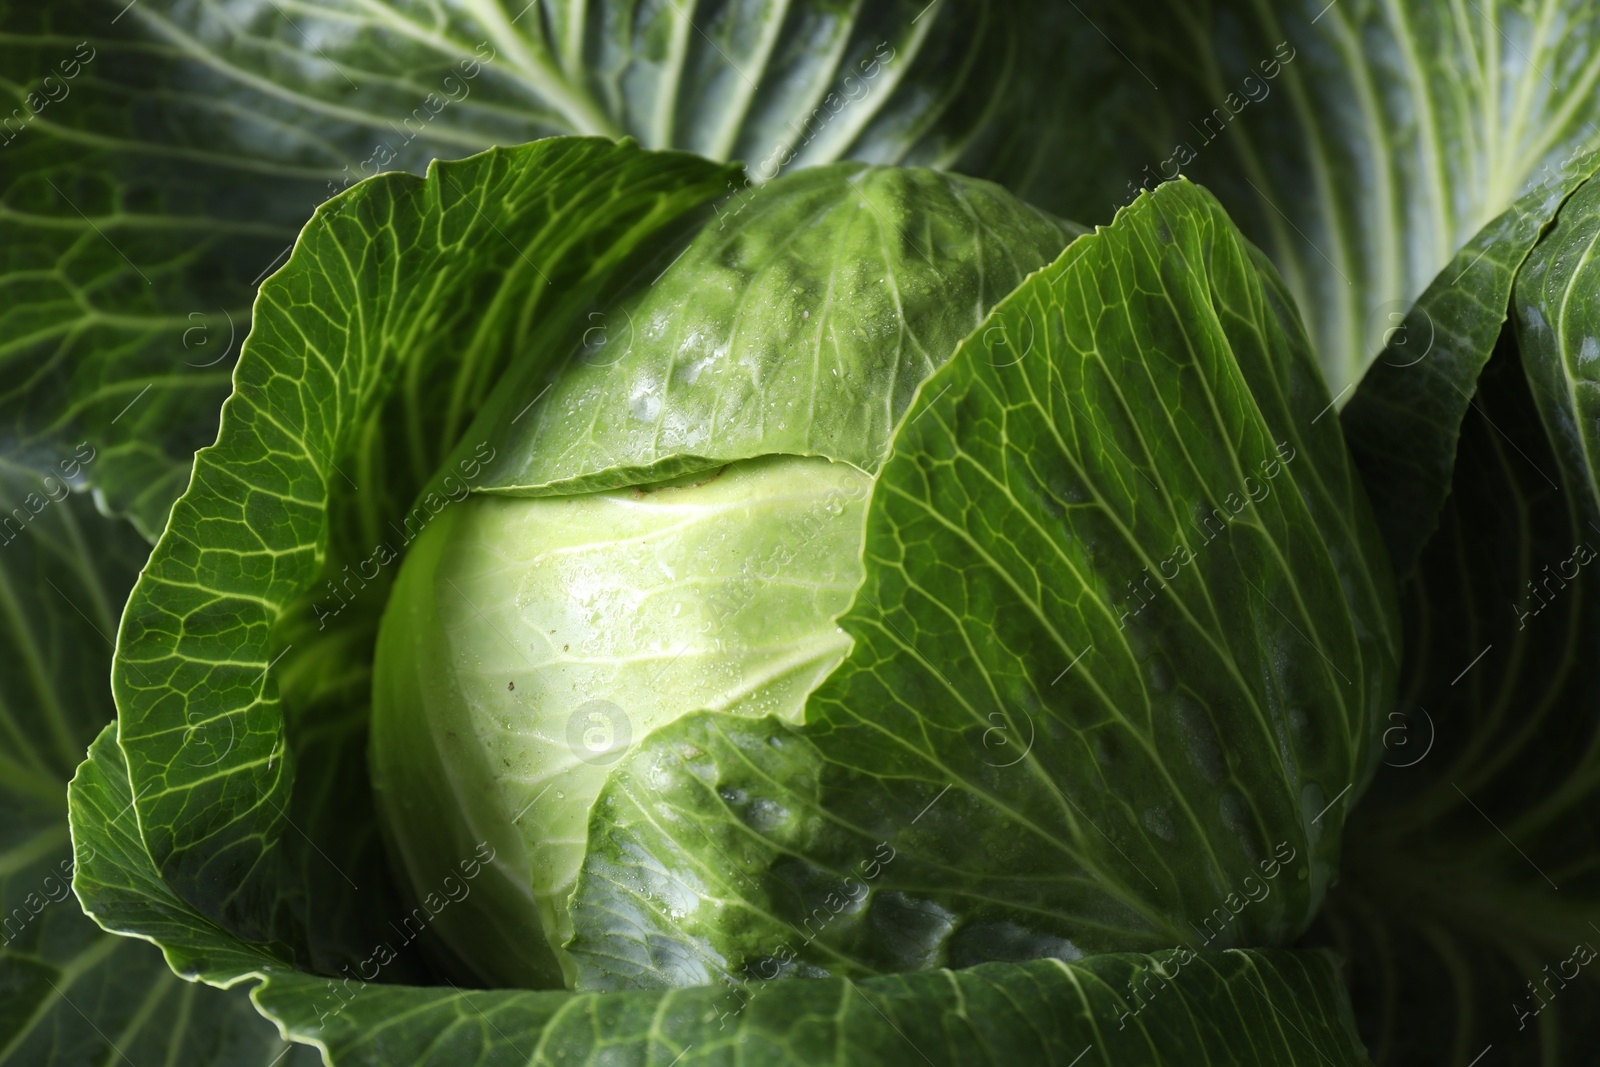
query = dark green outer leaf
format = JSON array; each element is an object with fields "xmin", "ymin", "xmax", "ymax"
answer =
[
  {"xmin": 0, "ymin": 0, "xmax": 1046, "ymax": 535},
  {"xmin": 564, "ymin": 179, "xmax": 1398, "ymax": 988},
  {"xmin": 261, "ymin": 949, "xmax": 1373, "ymax": 1067},
  {"xmin": 1028, "ymin": 1, "xmax": 1600, "ymax": 401},
  {"xmin": 1, "ymin": 5, "xmax": 306, "ymax": 538},
  {"xmin": 111, "ymin": 0, "xmax": 1026, "ymax": 171},
  {"xmin": 1341, "ymin": 153, "xmax": 1600, "ymax": 578},
  {"xmin": 73, "ymin": 720, "xmax": 1373, "ymax": 1066},
  {"xmin": 0, "ymin": 464, "xmax": 315, "ymax": 1066},
  {"xmin": 1309, "ymin": 171, "xmax": 1600, "ymax": 1064},
  {"xmin": 107, "ymin": 137, "xmax": 738, "ymax": 970},
  {"xmin": 1518, "ymin": 172, "xmax": 1600, "ymax": 523},
  {"xmin": 1312, "ymin": 343, "xmax": 1600, "ymax": 1065}
]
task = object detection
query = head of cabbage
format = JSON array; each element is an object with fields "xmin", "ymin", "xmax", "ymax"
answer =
[{"xmin": 367, "ymin": 163, "xmax": 1396, "ymax": 991}]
